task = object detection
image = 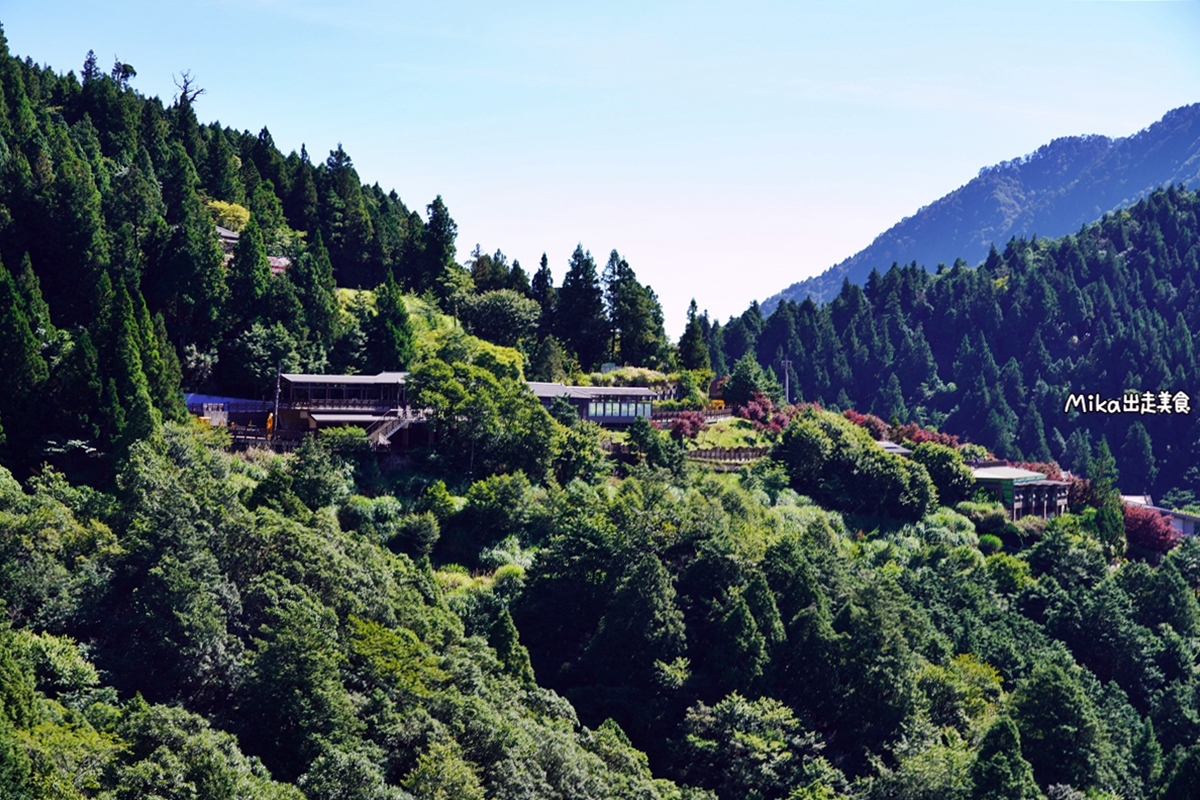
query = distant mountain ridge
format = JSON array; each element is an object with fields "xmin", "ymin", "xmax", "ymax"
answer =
[{"xmin": 763, "ymin": 103, "xmax": 1200, "ymax": 312}]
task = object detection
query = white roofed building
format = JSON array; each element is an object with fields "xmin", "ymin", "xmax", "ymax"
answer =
[
  {"xmin": 972, "ymin": 464, "xmax": 1069, "ymax": 519},
  {"xmin": 528, "ymin": 382, "xmax": 656, "ymax": 427}
]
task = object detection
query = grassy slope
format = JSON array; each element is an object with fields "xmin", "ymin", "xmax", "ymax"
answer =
[{"xmin": 688, "ymin": 417, "xmax": 772, "ymax": 450}]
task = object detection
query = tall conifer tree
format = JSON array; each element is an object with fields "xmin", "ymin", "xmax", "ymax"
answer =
[
  {"xmin": 227, "ymin": 216, "xmax": 271, "ymax": 328},
  {"xmin": 0, "ymin": 256, "xmax": 48, "ymax": 454},
  {"xmin": 201, "ymin": 124, "xmax": 244, "ymax": 204},
  {"xmin": 149, "ymin": 141, "xmax": 227, "ymax": 348},
  {"xmin": 320, "ymin": 145, "xmax": 375, "ymax": 288},
  {"xmin": 1121, "ymin": 422, "xmax": 1158, "ymax": 495},
  {"xmin": 418, "ymin": 195, "xmax": 457, "ymax": 295},
  {"xmin": 556, "ymin": 245, "xmax": 607, "ymax": 372},
  {"xmin": 285, "ymin": 145, "xmax": 320, "ymax": 234},
  {"xmin": 290, "ymin": 230, "xmax": 339, "ymax": 350},
  {"xmin": 678, "ymin": 299, "xmax": 710, "ymax": 371},
  {"xmin": 969, "ymin": 717, "xmax": 1042, "ymax": 800},
  {"xmin": 531, "ymin": 253, "xmax": 557, "ymax": 337},
  {"xmin": 365, "ymin": 270, "xmax": 415, "ymax": 373},
  {"xmin": 603, "ymin": 250, "xmax": 668, "ymax": 367}
]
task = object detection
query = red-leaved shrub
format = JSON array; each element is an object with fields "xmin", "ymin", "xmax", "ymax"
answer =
[
  {"xmin": 1124, "ymin": 503, "xmax": 1182, "ymax": 553},
  {"xmin": 736, "ymin": 393, "xmax": 798, "ymax": 436},
  {"xmin": 670, "ymin": 411, "xmax": 708, "ymax": 440},
  {"xmin": 843, "ymin": 409, "xmax": 891, "ymax": 441},
  {"xmin": 1068, "ymin": 477, "xmax": 1099, "ymax": 510},
  {"xmin": 842, "ymin": 410, "xmax": 963, "ymax": 448},
  {"xmin": 890, "ymin": 421, "xmax": 960, "ymax": 448}
]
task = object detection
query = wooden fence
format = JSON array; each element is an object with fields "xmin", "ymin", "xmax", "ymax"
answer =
[
  {"xmin": 686, "ymin": 446, "xmax": 770, "ymax": 463},
  {"xmin": 600, "ymin": 441, "xmax": 769, "ymax": 464},
  {"xmin": 228, "ymin": 428, "xmax": 304, "ymax": 452},
  {"xmin": 651, "ymin": 408, "xmax": 735, "ymax": 422}
]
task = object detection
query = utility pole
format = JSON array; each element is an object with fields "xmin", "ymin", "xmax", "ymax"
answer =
[
  {"xmin": 780, "ymin": 357, "xmax": 793, "ymax": 405},
  {"xmin": 272, "ymin": 361, "xmax": 282, "ymax": 439}
]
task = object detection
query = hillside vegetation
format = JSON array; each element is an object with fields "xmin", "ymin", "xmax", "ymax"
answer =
[
  {"xmin": 701, "ymin": 184, "xmax": 1200, "ymax": 505},
  {"xmin": 5, "ymin": 24, "xmax": 1200, "ymax": 800},
  {"xmin": 0, "ymin": 27, "xmax": 673, "ymax": 482}
]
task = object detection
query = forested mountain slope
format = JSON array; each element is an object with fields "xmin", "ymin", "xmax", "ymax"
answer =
[
  {"xmin": 765, "ymin": 103, "xmax": 1200, "ymax": 309},
  {"xmin": 0, "ymin": 27, "xmax": 671, "ymax": 480},
  {"xmin": 704, "ymin": 184, "xmax": 1200, "ymax": 505},
  {"xmin": 9, "ymin": 22, "xmax": 1200, "ymax": 800}
]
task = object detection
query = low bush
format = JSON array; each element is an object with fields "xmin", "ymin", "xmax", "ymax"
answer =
[{"xmin": 978, "ymin": 534, "xmax": 1003, "ymax": 555}]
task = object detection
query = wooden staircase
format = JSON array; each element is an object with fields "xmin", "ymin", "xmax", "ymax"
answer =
[{"xmin": 365, "ymin": 408, "xmax": 420, "ymax": 449}]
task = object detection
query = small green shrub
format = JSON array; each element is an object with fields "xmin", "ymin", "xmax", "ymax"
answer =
[
  {"xmin": 1014, "ymin": 515, "xmax": 1049, "ymax": 540},
  {"xmin": 955, "ymin": 501, "xmax": 1009, "ymax": 535},
  {"xmin": 986, "ymin": 552, "xmax": 1031, "ymax": 594},
  {"xmin": 978, "ymin": 534, "xmax": 1003, "ymax": 555}
]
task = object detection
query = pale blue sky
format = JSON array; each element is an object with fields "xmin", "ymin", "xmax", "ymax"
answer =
[{"xmin": 5, "ymin": 1, "xmax": 1200, "ymax": 334}]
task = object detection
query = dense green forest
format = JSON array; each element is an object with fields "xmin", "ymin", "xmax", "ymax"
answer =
[
  {"xmin": 7, "ymin": 24, "xmax": 1200, "ymax": 800},
  {"xmin": 703, "ymin": 186, "xmax": 1200, "ymax": 505},
  {"xmin": 0, "ymin": 28, "xmax": 671, "ymax": 481}
]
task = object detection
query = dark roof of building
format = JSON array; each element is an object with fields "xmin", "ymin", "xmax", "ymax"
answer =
[
  {"xmin": 582, "ymin": 385, "xmax": 657, "ymax": 397},
  {"xmin": 309, "ymin": 413, "xmax": 391, "ymax": 423},
  {"xmin": 282, "ymin": 372, "xmax": 409, "ymax": 385},
  {"xmin": 277, "ymin": 374, "xmax": 656, "ymax": 397},
  {"xmin": 528, "ymin": 382, "xmax": 656, "ymax": 400},
  {"xmin": 528, "ymin": 383, "xmax": 594, "ymax": 400},
  {"xmin": 972, "ymin": 466, "xmax": 1050, "ymax": 483}
]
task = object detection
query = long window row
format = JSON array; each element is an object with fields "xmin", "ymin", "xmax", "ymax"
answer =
[
  {"xmin": 588, "ymin": 401, "xmax": 653, "ymax": 418},
  {"xmin": 287, "ymin": 385, "xmax": 401, "ymax": 403}
]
